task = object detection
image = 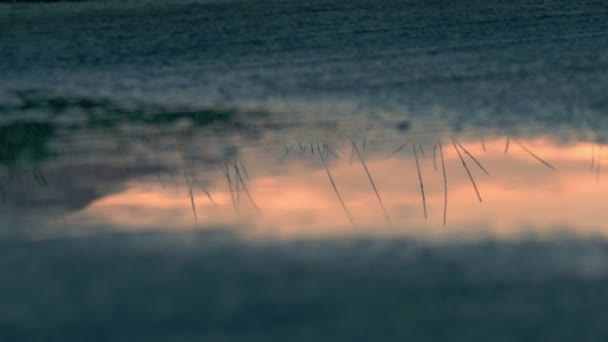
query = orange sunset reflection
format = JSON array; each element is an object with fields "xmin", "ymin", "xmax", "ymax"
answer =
[{"xmin": 73, "ymin": 137, "xmax": 608, "ymax": 239}]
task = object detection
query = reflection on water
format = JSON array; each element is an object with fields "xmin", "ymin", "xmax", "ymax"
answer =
[
  {"xmin": 1, "ymin": 114, "xmax": 606, "ymax": 239},
  {"xmin": 3, "ymin": 1, "xmax": 608, "ymax": 340}
]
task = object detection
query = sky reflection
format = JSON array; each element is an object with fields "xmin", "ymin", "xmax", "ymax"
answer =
[{"xmin": 51, "ymin": 136, "xmax": 607, "ymax": 240}]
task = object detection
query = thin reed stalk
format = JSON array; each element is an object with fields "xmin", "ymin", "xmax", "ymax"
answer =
[
  {"xmin": 239, "ymin": 160, "xmax": 249, "ymax": 180},
  {"xmin": 439, "ymin": 142, "xmax": 447, "ymax": 226},
  {"xmin": 318, "ymin": 144, "xmax": 355, "ymax": 226},
  {"xmin": 453, "ymin": 138, "xmax": 489, "ymax": 175},
  {"xmin": 386, "ymin": 141, "xmax": 410, "ymax": 159},
  {"xmin": 452, "ymin": 138, "xmax": 482, "ymax": 202},
  {"xmin": 200, "ymin": 186, "xmax": 218, "ymax": 207},
  {"xmin": 235, "ymin": 162, "xmax": 259, "ymax": 213},
  {"xmin": 351, "ymin": 140, "xmax": 392, "ymax": 226},
  {"xmin": 221, "ymin": 163, "xmax": 238, "ymax": 213},
  {"xmin": 413, "ymin": 144, "xmax": 427, "ymax": 220},
  {"xmin": 515, "ymin": 141, "xmax": 557, "ymax": 171},
  {"xmin": 417, "ymin": 141, "xmax": 426, "ymax": 159},
  {"xmin": 184, "ymin": 170, "xmax": 197, "ymax": 222}
]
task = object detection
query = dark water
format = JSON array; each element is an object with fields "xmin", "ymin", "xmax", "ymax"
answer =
[
  {"xmin": 2, "ymin": 0, "xmax": 608, "ymax": 340},
  {"xmin": 4, "ymin": 231, "xmax": 608, "ymax": 341}
]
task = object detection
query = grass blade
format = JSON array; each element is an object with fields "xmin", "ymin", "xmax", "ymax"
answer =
[
  {"xmin": 318, "ymin": 144, "xmax": 355, "ymax": 227},
  {"xmin": 200, "ymin": 186, "xmax": 218, "ymax": 207},
  {"xmin": 439, "ymin": 142, "xmax": 448, "ymax": 226},
  {"xmin": 417, "ymin": 141, "xmax": 426, "ymax": 159},
  {"xmin": 221, "ymin": 163, "xmax": 238, "ymax": 213},
  {"xmin": 454, "ymin": 137, "xmax": 489, "ymax": 176},
  {"xmin": 386, "ymin": 141, "xmax": 410, "ymax": 159},
  {"xmin": 235, "ymin": 162, "xmax": 259, "ymax": 213},
  {"xmin": 413, "ymin": 144, "xmax": 427, "ymax": 220},
  {"xmin": 515, "ymin": 141, "xmax": 557, "ymax": 171},
  {"xmin": 239, "ymin": 159, "xmax": 249, "ymax": 180},
  {"xmin": 184, "ymin": 170, "xmax": 197, "ymax": 222},
  {"xmin": 351, "ymin": 140, "xmax": 392, "ymax": 226},
  {"xmin": 452, "ymin": 138, "xmax": 482, "ymax": 202}
]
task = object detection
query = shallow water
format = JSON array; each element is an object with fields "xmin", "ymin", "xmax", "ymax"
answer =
[{"xmin": 2, "ymin": 0, "xmax": 608, "ymax": 340}]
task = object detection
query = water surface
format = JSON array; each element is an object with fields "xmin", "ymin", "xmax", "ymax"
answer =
[{"xmin": 2, "ymin": 1, "xmax": 608, "ymax": 340}]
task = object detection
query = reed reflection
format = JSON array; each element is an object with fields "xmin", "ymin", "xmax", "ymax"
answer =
[{"xmin": 58, "ymin": 136, "xmax": 607, "ymax": 239}]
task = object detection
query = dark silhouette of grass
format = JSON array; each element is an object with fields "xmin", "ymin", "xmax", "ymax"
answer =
[
  {"xmin": 417, "ymin": 141, "xmax": 426, "ymax": 159},
  {"xmin": 221, "ymin": 163, "xmax": 238, "ymax": 214},
  {"xmin": 385, "ymin": 141, "xmax": 410, "ymax": 159},
  {"xmin": 318, "ymin": 144, "xmax": 355, "ymax": 227},
  {"xmin": 413, "ymin": 144, "xmax": 427, "ymax": 221},
  {"xmin": 481, "ymin": 136, "xmax": 487, "ymax": 152},
  {"xmin": 453, "ymin": 138, "xmax": 489, "ymax": 176},
  {"xmin": 235, "ymin": 162, "xmax": 259, "ymax": 214},
  {"xmin": 505, "ymin": 136, "xmax": 511, "ymax": 154},
  {"xmin": 200, "ymin": 185, "xmax": 218, "ymax": 207},
  {"xmin": 439, "ymin": 142, "xmax": 448, "ymax": 227},
  {"xmin": 323, "ymin": 143, "xmax": 340, "ymax": 160},
  {"xmin": 351, "ymin": 140, "xmax": 391, "ymax": 226},
  {"xmin": 239, "ymin": 160, "xmax": 249, "ymax": 180},
  {"xmin": 452, "ymin": 138, "xmax": 482, "ymax": 202},
  {"xmin": 515, "ymin": 141, "xmax": 557, "ymax": 171},
  {"xmin": 184, "ymin": 170, "xmax": 197, "ymax": 222}
]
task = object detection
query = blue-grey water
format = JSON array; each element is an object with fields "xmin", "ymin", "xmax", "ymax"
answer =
[{"xmin": 2, "ymin": 0, "xmax": 608, "ymax": 340}]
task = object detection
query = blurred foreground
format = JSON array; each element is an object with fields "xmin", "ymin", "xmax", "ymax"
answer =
[{"xmin": 2, "ymin": 230, "xmax": 608, "ymax": 341}]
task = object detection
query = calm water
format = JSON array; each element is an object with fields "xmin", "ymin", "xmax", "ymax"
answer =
[{"xmin": 2, "ymin": 0, "xmax": 608, "ymax": 340}]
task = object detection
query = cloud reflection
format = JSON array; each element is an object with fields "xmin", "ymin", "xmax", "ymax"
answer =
[{"xmin": 65, "ymin": 136, "xmax": 608, "ymax": 239}]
